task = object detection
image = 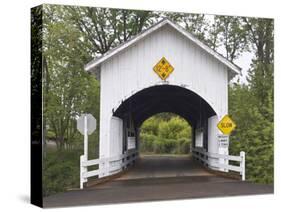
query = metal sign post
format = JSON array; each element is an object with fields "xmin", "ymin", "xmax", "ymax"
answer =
[{"xmin": 84, "ymin": 115, "xmax": 88, "ymax": 161}]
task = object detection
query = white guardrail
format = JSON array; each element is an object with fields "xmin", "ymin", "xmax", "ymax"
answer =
[
  {"xmin": 80, "ymin": 150, "xmax": 138, "ymax": 189},
  {"xmin": 192, "ymin": 148, "xmax": 245, "ymax": 181}
]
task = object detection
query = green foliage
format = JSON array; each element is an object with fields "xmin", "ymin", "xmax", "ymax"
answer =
[
  {"xmin": 43, "ymin": 5, "xmax": 100, "ymax": 150},
  {"xmin": 229, "ymin": 18, "xmax": 273, "ymax": 184},
  {"xmin": 167, "ymin": 13, "xmax": 209, "ymax": 42},
  {"xmin": 141, "ymin": 118, "xmax": 159, "ymax": 135},
  {"xmin": 64, "ymin": 6, "xmax": 158, "ymax": 55},
  {"xmin": 158, "ymin": 116, "xmax": 190, "ymax": 139},
  {"xmin": 31, "ymin": 6, "xmax": 43, "ymax": 141},
  {"xmin": 43, "ymin": 149, "xmax": 82, "ymax": 196},
  {"xmin": 43, "ymin": 131, "xmax": 99, "ymax": 197},
  {"xmin": 229, "ymin": 64, "xmax": 273, "ymax": 184},
  {"xmin": 215, "ymin": 16, "xmax": 248, "ymax": 61},
  {"xmin": 140, "ymin": 114, "xmax": 191, "ymax": 154}
]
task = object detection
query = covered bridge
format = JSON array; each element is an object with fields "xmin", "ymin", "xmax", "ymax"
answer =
[{"xmin": 81, "ymin": 18, "xmax": 243, "ymax": 184}]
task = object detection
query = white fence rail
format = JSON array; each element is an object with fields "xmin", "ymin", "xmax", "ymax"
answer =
[
  {"xmin": 192, "ymin": 148, "xmax": 245, "ymax": 181},
  {"xmin": 80, "ymin": 150, "xmax": 138, "ymax": 189}
]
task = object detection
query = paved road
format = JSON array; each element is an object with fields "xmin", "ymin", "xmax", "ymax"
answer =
[
  {"xmin": 117, "ymin": 154, "xmax": 213, "ymax": 180},
  {"xmin": 44, "ymin": 155, "xmax": 273, "ymax": 208}
]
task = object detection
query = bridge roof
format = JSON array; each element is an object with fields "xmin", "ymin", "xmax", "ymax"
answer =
[{"xmin": 85, "ymin": 18, "xmax": 241, "ymax": 76}]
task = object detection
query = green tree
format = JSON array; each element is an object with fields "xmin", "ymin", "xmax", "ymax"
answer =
[
  {"xmin": 216, "ymin": 16, "xmax": 248, "ymax": 61},
  {"xmin": 229, "ymin": 18, "xmax": 274, "ymax": 184},
  {"xmin": 244, "ymin": 18, "xmax": 274, "ymax": 115},
  {"xmin": 229, "ymin": 83, "xmax": 273, "ymax": 183},
  {"xmin": 141, "ymin": 117, "xmax": 159, "ymax": 135},
  {"xmin": 31, "ymin": 6, "xmax": 43, "ymax": 148},
  {"xmin": 43, "ymin": 5, "xmax": 100, "ymax": 150},
  {"xmin": 65, "ymin": 6, "xmax": 158, "ymax": 55},
  {"xmin": 158, "ymin": 116, "xmax": 190, "ymax": 139},
  {"xmin": 167, "ymin": 13, "xmax": 209, "ymax": 41}
]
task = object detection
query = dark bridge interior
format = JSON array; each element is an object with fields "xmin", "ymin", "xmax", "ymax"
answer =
[{"xmin": 113, "ymin": 85, "xmax": 216, "ymax": 128}]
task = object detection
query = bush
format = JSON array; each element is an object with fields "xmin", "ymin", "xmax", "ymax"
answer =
[
  {"xmin": 140, "ymin": 135, "xmax": 191, "ymax": 155},
  {"xmin": 140, "ymin": 114, "xmax": 191, "ymax": 155},
  {"xmin": 153, "ymin": 139, "xmax": 165, "ymax": 154},
  {"xmin": 163, "ymin": 139, "xmax": 176, "ymax": 153},
  {"xmin": 176, "ymin": 138, "xmax": 191, "ymax": 154},
  {"xmin": 43, "ymin": 149, "xmax": 82, "ymax": 196},
  {"xmin": 140, "ymin": 133, "xmax": 156, "ymax": 153},
  {"xmin": 229, "ymin": 84, "xmax": 274, "ymax": 184}
]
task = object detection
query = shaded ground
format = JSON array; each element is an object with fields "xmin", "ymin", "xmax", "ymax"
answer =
[
  {"xmin": 44, "ymin": 155, "xmax": 273, "ymax": 208},
  {"xmin": 116, "ymin": 154, "xmax": 212, "ymax": 180}
]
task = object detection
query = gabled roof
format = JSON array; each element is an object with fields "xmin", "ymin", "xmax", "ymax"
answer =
[{"xmin": 85, "ymin": 18, "xmax": 241, "ymax": 75}]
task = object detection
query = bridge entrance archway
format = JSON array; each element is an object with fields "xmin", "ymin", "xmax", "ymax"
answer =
[
  {"xmin": 83, "ymin": 19, "xmax": 243, "ymax": 181},
  {"xmin": 113, "ymin": 84, "xmax": 216, "ymax": 154}
]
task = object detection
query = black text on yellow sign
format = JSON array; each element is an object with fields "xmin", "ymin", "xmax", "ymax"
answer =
[
  {"xmin": 153, "ymin": 57, "xmax": 174, "ymax": 80},
  {"xmin": 217, "ymin": 115, "xmax": 236, "ymax": 135}
]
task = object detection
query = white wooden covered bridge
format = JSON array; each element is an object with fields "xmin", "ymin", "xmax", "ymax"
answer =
[{"xmin": 80, "ymin": 18, "xmax": 245, "ymax": 188}]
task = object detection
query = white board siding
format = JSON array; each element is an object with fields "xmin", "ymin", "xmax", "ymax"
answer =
[
  {"xmin": 99, "ymin": 25, "xmax": 228, "ymax": 158},
  {"xmin": 85, "ymin": 19, "xmax": 240, "ymax": 75},
  {"xmin": 110, "ymin": 117, "xmax": 123, "ymax": 157},
  {"xmin": 207, "ymin": 115, "xmax": 220, "ymax": 169}
]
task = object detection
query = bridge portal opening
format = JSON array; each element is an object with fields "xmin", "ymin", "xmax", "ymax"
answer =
[
  {"xmin": 113, "ymin": 85, "xmax": 217, "ymax": 154},
  {"xmin": 139, "ymin": 112, "xmax": 192, "ymax": 155}
]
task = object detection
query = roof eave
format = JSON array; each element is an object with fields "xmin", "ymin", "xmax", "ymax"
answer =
[
  {"xmin": 166, "ymin": 20, "xmax": 241, "ymax": 75},
  {"xmin": 84, "ymin": 18, "xmax": 241, "ymax": 76},
  {"xmin": 84, "ymin": 19, "xmax": 170, "ymax": 73}
]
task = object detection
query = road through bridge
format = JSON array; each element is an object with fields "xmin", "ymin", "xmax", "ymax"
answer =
[{"xmin": 44, "ymin": 155, "xmax": 273, "ymax": 207}]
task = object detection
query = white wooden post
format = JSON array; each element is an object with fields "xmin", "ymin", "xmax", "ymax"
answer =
[
  {"xmin": 240, "ymin": 151, "xmax": 246, "ymax": 181},
  {"xmin": 80, "ymin": 155, "xmax": 86, "ymax": 189},
  {"xmin": 80, "ymin": 116, "xmax": 89, "ymax": 189}
]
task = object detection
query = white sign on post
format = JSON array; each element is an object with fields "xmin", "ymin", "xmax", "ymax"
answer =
[
  {"xmin": 218, "ymin": 135, "xmax": 229, "ymax": 148},
  {"xmin": 77, "ymin": 114, "xmax": 96, "ymax": 135},
  {"xmin": 77, "ymin": 114, "xmax": 96, "ymax": 158},
  {"xmin": 77, "ymin": 113, "xmax": 96, "ymax": 189}
]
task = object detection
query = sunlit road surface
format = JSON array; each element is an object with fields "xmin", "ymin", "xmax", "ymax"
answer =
[{"xmin": 44, "ymin": 155, "xmax": 273, "ymax": 208}]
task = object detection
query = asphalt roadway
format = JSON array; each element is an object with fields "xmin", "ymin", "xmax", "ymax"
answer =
[{"xmin": 43, "ymin": 155, "xmax": 273, "ymax": 208}]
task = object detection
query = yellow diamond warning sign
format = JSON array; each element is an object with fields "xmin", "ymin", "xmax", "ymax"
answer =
[
  {"xmin": 153, "ymin": 57, "xmax": 174, "ymax": 80},
  {"xmin": 217, "ymin": 115, "xmax": 236, "ymax": 135}
]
